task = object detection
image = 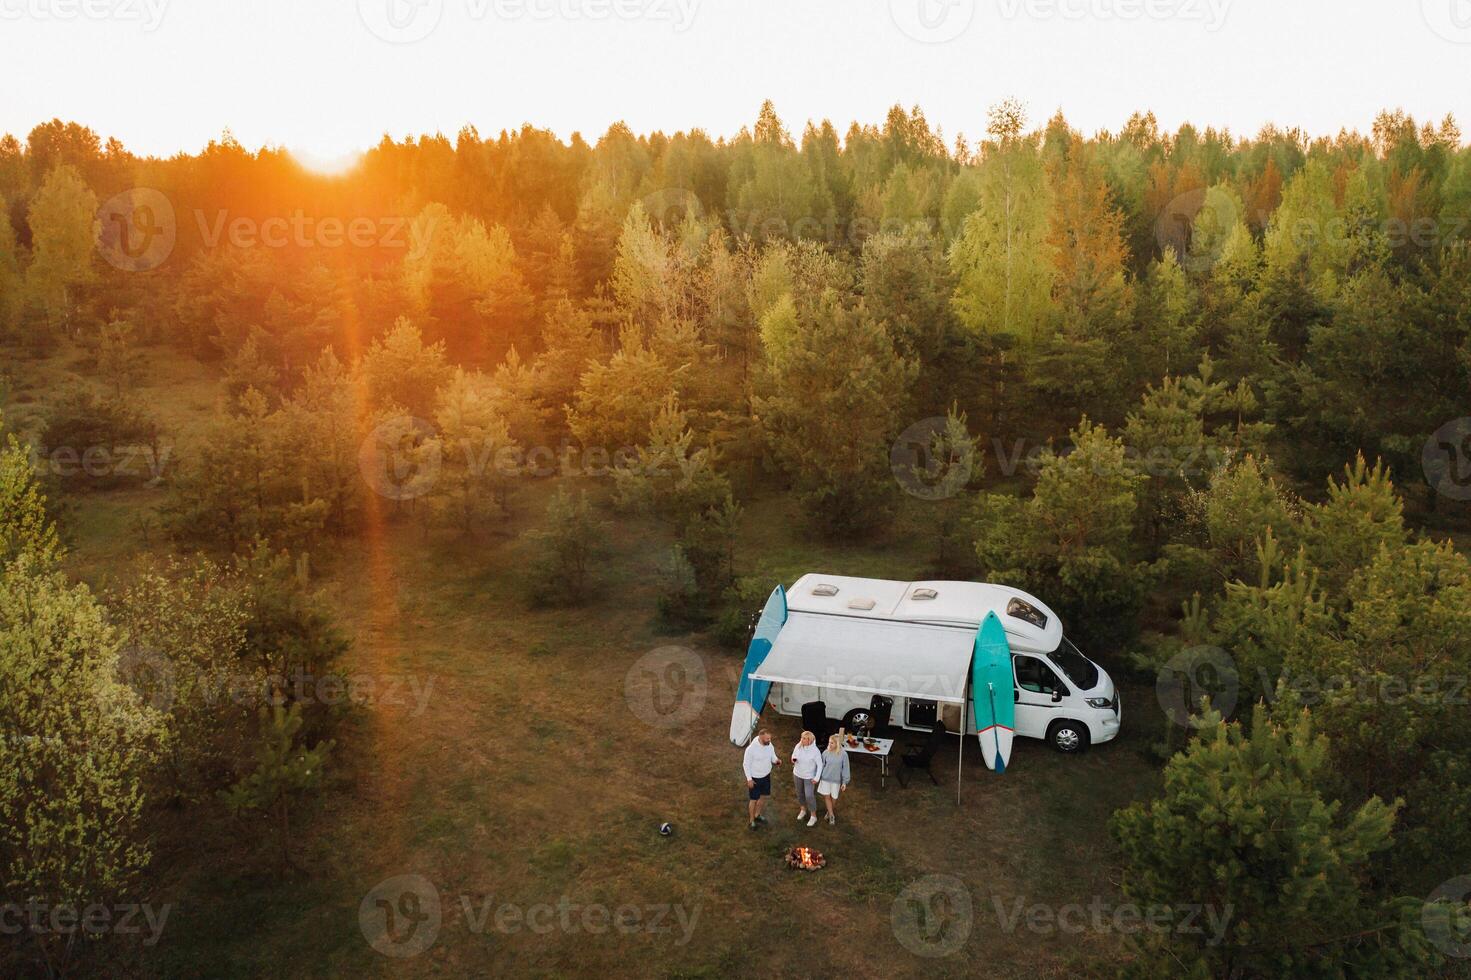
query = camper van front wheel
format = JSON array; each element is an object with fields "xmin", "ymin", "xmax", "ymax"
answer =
[
  {"xmin": 1048, "ymin": 721, "xmax": 1088, "ymax": 754},
  {"xmin": 842, "ymin": 708, "xmax": 872, "ymax": 735}
]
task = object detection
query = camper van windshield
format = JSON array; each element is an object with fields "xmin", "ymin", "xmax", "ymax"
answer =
[{"xmin": 1054, "ymin": 639, "xmax": 1099, "ymax": 690}]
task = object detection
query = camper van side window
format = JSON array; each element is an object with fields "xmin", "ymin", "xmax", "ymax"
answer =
[
  {"xmin": 1006, "ymin": 597, "xmax": 1048, "ymax": 629},
  {"xmin": 1014, "ymin": 656, "xmax": 1064, "ymax": 695}
]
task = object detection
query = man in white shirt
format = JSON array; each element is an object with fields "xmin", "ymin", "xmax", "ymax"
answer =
[{"xmin": 742, "ymin": 728, "xmax": 780, "ymax": 830}]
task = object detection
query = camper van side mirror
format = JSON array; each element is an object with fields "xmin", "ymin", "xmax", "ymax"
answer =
[{"xmin": 1051, "ymin": 689, "xmax": 1063, "ymax": 703}]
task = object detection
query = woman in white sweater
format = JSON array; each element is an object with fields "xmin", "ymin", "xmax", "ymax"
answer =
[{"xmin": 790, "ymin": 731, "xmax": 822, "ymax": 827}]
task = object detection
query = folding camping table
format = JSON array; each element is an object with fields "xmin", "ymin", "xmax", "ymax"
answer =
[{"xmin": 842, "ymin": 737, "xmax": 895, "ymax": 789}]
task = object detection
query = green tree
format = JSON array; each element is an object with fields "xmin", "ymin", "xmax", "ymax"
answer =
[
  {"xmin": 1111, "ymin": 708, "xmax": 1435, "ymax": 978},
  {"xmin": 280, "ymin": 349, "xmax": 361, "ymax": 532},
  {"xmin": 360, "ymin": 317, "xmax": 451, "ymax": 420},
  {"xmin": 567, "ymin": 333, "xmax": 677, "ymax": 449},
  {"xmin": 0, "ymin": 193, "xmax": 21, "ymax": 336},
  {"xmin": 522, "ymin": 489, "xmax": 607, "ymax": 604},
  {"xmin": 0, "ymin": 413, "xmax": 61, "ymax": 569},
  {"xmin": 24, "ymin": 164, "xmax": 98, "ymax": 334},
  {"xmin": 948, "ymin": 130, "xmax": 1055, "ymax": 340},
  {"xmin": 974, "ymin": 419, "xmax": 1146, "ymax": 649},
  {"xmin": 754, "ymin": 292, "xmax": 917, "ymax": 536},
  {"xmin": 0, "ymin": 556, "xmax": 163, "ymax": 975},
  {"xmin": 426, "ymin": 368, "xmax": 517, "ymax": 532},
  {"xmin": 533, "ymin": 297, "xmax": 605, "ymax": 426},
  {"xmin": 92, "ymin": 313, "xmax": 148, "ymax": 397},
  {"xmin": 109, "ymin": 555, "xmax": 254, "ymax": 799},
  {"xmin": 221, "ymin": 702, "xmax": 333, "ymax": 873}
]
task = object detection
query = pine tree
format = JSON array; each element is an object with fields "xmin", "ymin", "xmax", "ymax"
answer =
[
  {"xmin": 522, "ymin": 489, "xmax": 607, "ymax": 604},
  {"xmin": 221, "ymin": 702, "xmax": 333, "ymax": 873},
  {"xmin": 1111, "ymin": 708, "xmax": 1436, "ymax": 978},
  {"xmin": 754, "ymin": 292, "xmax": 917, "ymax": 536}
]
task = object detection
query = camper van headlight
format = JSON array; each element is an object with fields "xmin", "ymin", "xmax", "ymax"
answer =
[{"xmin": 1085, "ymin": 697, "xmax": 1112, "ymax": 709}]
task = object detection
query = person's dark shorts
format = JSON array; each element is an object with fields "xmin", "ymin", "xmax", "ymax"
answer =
[{"xmin": 747, "ymin": 774, "xmax": 771, "ymax": 800}]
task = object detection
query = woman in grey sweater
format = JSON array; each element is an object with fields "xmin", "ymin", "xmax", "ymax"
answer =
[{"xmin": 816, "ymin": 734, "xmax": 851, "ymax": 825}]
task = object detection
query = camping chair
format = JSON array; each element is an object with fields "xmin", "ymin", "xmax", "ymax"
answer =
[
  {"xmin": 897, "ymin": 721, "xmax": 947, "ymax": 787},
  {"xmin": 866, "ymin": 695, "xmax": 894, "ymax": 738},
  {"xmin": 801, "ymin": 700, "xmax": 836, "ymax": 746}
]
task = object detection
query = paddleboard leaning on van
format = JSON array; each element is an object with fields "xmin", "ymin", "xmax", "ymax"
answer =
[{"xmin": 728, "ymin": 574, "xmax": 1122, "ymax": 768}]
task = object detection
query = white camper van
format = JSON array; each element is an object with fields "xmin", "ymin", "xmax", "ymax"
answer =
[{"xmin": 752, "ymin": 574, "xmax": 1121, "ymax": 753}]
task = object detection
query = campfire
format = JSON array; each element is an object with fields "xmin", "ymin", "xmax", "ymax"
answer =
[{"xmin": 784, "ymin": 845, "xmax": 826, "ymax": 871}]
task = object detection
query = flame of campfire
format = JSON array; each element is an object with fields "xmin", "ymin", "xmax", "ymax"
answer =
[{"xmin": 787, "ymin": 846, "xmax": 825, "ymax": 870}]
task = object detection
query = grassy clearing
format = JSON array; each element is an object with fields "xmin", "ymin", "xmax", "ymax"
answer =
[{"xmin": 18, "ymin": 345, "xmax": 1169, "ymax": 978}]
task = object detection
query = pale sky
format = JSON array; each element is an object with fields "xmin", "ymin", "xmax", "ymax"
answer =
[{"xmin": 4, "ymin": 0, "xmax": 1469, "ymax": 163}]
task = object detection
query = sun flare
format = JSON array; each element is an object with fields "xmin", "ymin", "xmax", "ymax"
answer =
[{"xmin": 290, "ymin": 146, "xmax": 363, "ymax": 178}]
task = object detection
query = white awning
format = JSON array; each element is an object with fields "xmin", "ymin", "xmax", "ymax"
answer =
[{"xmin": 750, "ymin": 612, "xmax": 973, "ymax": 704}]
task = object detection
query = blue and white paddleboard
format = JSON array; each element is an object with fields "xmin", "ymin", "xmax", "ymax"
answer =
[
  {"xmin": 972, "ymin": 611, "xmax": 1015, "ymax": 773},
  {"xmin": 729, "ymin": 585, "xmax": 786, "ymax": 746}
]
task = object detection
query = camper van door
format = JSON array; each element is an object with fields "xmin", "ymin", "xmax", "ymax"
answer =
[{"xmin": 1012, "ymin": 654, "xmax": 1069, "ymax": 739}]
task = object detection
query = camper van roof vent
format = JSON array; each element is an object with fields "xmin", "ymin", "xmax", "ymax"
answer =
[
  {"xmin": 1006, "ymin": 597, "xmax": 1048, "ymax": 629},
  {"xmin": 848, "ymin": 597, "xmax": 877, "ymax": 610},
  {"xmin": 911, "ymin": 588, "xmax": 939, "ymax": 600},
  {"xmin": 811, "ymin": 583, "xmax": 839, "ymax": 597}
]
